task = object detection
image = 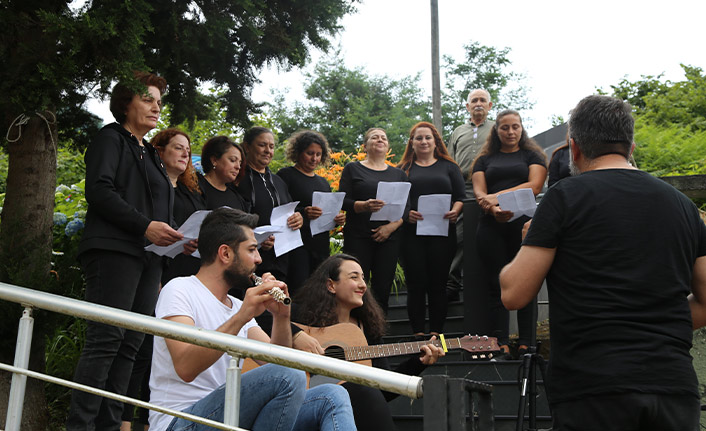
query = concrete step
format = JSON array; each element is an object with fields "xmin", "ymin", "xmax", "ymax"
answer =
[
  {"xmin": 391, "ymin": 415, "xmax": 553, "ymax": 431},
  {"xmin": 386, "ymin": 300, "xmax": 465, "ymax": 321},
  {"xmin": 387, "ymin": 314, "xmax": 465, "ymax": 336}
]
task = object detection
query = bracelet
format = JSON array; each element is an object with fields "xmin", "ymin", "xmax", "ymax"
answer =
[{"xmin": 292, "ymin": 331, "xmax": 303, "ymax": 342}]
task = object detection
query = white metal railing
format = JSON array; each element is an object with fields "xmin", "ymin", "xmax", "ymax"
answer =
[{"xmin": 0, "ymin": 282, "xmax": 423, "ymax": 430}]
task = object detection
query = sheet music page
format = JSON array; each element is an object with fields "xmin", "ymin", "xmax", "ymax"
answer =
[
  {"xmin": 310, "ymin": 191, "xmax": 346, "ymax": 235},
  {"xmin": 370, "ymin": 181, "xmax": 411, "ymax": 222},
  {"xmin": 145, "ymin": 210, "xmax": 211, "ymax": 258},
  {"xmin": 270, "ymin": 201, "xmax": 304, "ymax": 256},
  {"xmin": 417, "ymin": 194, "xmax": 451, "ymax": 236}
]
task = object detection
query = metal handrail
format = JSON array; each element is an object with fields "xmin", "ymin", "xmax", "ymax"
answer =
[
  {"xmin": 0, "ymin": 282, "xmax": 422, "ymax": 398},
  {"xmin": 0, "ymin": 282, "xmax": 423, "ymax": 429},
  {"xmin": 0, "ymin": 362, "xmax": 244, "ymax": 431}
]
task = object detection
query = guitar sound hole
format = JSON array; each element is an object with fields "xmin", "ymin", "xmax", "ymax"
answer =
[{"xmin": 324, "ymin": 345, "xmax": 346, "ymax": 360}]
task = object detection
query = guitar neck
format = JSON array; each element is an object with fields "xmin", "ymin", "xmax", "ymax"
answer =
[{"xmin": 342, "ymin": 338, "xmax": 461, "ymax": 362}]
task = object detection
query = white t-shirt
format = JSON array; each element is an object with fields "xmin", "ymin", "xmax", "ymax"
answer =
[{"xmin": 148, "ymin": 275, "xmax": 259, "ymax": 431}]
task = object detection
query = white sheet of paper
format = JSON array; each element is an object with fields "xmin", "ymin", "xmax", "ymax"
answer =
[
  {"xmin": 144, "ymin": 210, "xmax": 211, "ymax": 258},
  {"xmin": 416, "ymin": 194, "xmax": 451, "ymax": 236},
  {"xmin": 270, "ymin": 201, "xmax": 303, "ymax": 256},
  {"xmin": 497, "ymin": 188, "xmax": 537, "ymax": 222},
  {"xmin": 370, "ymin": 181, "xmax": 411, "ymax": 222},
  {"xmin": 253, "ymin": 225, "xmax": 284, "ymax": 246},
  {"xmin": 310, "ymin": 191, "xmax": 345, "ymax": 236}
]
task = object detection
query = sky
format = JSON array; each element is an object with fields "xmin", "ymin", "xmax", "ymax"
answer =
[{"xmin": 88, "ymin": 0, "xmax": 706, "ymax": 136}]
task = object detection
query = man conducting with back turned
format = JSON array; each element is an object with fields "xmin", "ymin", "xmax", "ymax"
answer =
[
  {"xmin": 499, "ymin": 95, "xmax": 706, "ymax": 431},
  {"xmin": 148, "ymin": 207, "xmax": 355, "ymax": 431}
]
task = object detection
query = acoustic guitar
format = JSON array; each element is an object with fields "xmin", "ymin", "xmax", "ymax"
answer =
[
  {"xmin": 242, "ymin": 323, "xmax": 499, "ymax": 386},
  {"xmin": 291, "ymin": 322, "xmax": 500, "ymax": 366}
]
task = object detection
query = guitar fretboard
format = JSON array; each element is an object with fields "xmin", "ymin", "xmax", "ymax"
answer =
[{"xmin": 342, "ymin": 337, "xmax": 465, "ymax": 361}]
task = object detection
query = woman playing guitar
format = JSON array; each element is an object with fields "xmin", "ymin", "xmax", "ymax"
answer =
[{"xmin": 292, "ymin": 253, "xmax": 445, "ymax": 431}]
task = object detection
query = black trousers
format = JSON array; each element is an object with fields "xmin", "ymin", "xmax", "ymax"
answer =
[
  {"xmin": 551, "ymin": 393, "xmax": 700, "ymax": 431},
  {"xmin": 342, "ymin": 382, "xmax": 396, "ymax": 431},
  {"xmin": 66, "ymin": 250, "xmax": 162, "ymax": 431},
  {"xmin": 476, "ymin": 216, "xmax": 536, "ymax": 346},
  {"xmin": 121, "ymin": 333, "xmax": 153, "ymax": 424},
  {"xmin": 343, "ymin": 234, "xmax": 400, "ymax": 313},
  {"xmin": 286, "ymin": 244, "xmax": 328, "ymax": 296},
  {"xmin": 400, "ymin": 225, "xmax": 455, "ymax": 334}
]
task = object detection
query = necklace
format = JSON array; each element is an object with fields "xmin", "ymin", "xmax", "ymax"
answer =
[{"xmin": 258, "ymin": 172, "xmax": 276, "ymax": 206}]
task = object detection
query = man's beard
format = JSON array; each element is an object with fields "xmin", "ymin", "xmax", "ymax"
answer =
[
  {"xmin": 223, "ymin": 259, "xmax": 254, "ymax": 291},
  {"xmin": 568, "ymin": 144, "xmax": 581, "ymax": 176}
]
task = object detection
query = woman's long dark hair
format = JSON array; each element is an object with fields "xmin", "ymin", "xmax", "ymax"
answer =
[
  {"xmin": 471, "ymin": 109, "xmax": 546, "ymax": 172},
  {"xmin": 292, "ymin": 254, "xmax": 387, "ymax": 341}
]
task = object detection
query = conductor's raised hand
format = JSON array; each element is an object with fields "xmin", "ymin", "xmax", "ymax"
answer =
[
  {"xmin": 419, "ymin": 336, "xmax": 445, "ymax": 365},
  {"xmin": 145, "ymin": 221, "xmax": 183, "ymax": 246}
]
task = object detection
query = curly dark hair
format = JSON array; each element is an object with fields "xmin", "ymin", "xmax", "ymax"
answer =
[
  {"xmin": 109, "ymin": 71, "xmax": 167, "ymax": 124},
  {"xmin": 472, "ymin": 109, "xmax": 546, "ymax": 173},
  {"xmin": 201, "ymin": 135, "xmax": 246, "ymax": 185},
  {"xmin": 285, "ymin": 130, "xmax": 330, "ymax": 165},
  {"xmin": 151, "ymin": 128, "xmax": 200, "ymax": 194},
  {"xmin": 292, "ymin": 254, "xmax": 387, "ymax": 341},
  {"xmin": 397, "ymin": 121, "xmax": 457, "ymax": 174}
]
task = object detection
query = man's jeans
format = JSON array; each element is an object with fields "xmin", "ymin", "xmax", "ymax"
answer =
[{"xmin": 166, "ymin": 364, "xmax": 356, "ymax": 431}]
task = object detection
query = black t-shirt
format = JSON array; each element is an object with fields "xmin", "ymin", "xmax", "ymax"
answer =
[
  {"xmin": 197, "ymin": 174, "xmax": 246, "ymax": 211},
  {"xmin": 548, "ymin": 146, "xmax": 570, "ymax": 187},
  {"xmin": 339, "ymin": 161, "xmax": 409, "ymax": 239},
  {"xmin": 523, "ymin": 169, "xmax": 706, "ymax": 404},
  {"xmin": 276, "ymin": 166, "xmax": 332, "ymax": 255},
  {"xmin": 472, "ymin": 149, "xmax": 546, "ymax": 194},
  {"xmin": 401, "ymin": 158, "xmax": 465, "ymax": 211}
]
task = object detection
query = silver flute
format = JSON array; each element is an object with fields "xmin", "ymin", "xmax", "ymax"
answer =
[{"xmin": 252, "ymin": 274, "xmax": 291, "ymax": 306}]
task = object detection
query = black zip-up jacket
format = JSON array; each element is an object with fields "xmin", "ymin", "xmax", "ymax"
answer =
[{"xmin": 78, "ymin": 123, "xmax": 174, "ymax": 258}]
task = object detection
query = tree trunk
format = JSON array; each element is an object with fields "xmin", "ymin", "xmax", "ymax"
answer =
[{"xmin": 0, "ymin": 111, "xmax": 57, "ymax": 430}]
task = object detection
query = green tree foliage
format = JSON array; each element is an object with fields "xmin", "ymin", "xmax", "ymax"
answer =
[
  {"xmin": 442, "ymin": 41, "xmax": 533, "ymax": 136},
  {"xmin": 640, "ymin": 65, "xmax": 706, "ymax": 131},
  {"xmin": 604, "ymin": 65, "xmax": 706, "ymax": 177},
  {"xmin": 633, "ymin": 119, "xmax": 706, "ymax": 176},
  {"xmin": 599, "ymin": 73, "xmax": 667, "ymax": 113},
  {"xmin": 267, "ymin": 52, "xmax": 432, "ymax": 156}
]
